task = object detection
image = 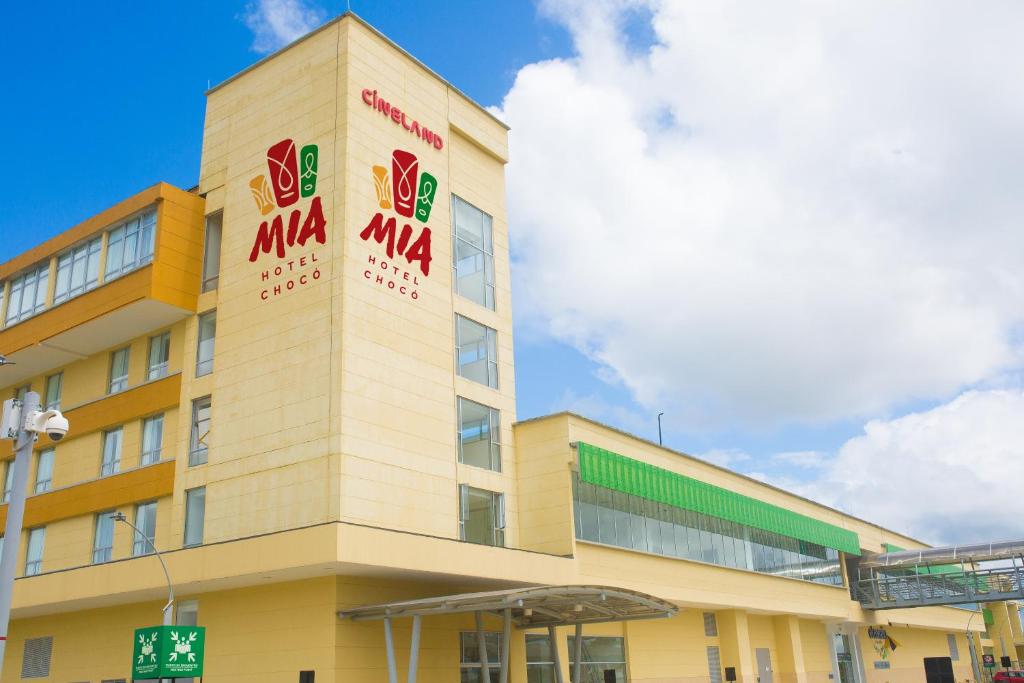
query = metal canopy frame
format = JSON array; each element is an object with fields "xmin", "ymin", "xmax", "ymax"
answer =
[{"xmin": 337, "ymin": 585, "xmax": 677, "ymax": 683}]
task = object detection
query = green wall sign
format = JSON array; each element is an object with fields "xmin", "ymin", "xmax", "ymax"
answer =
[{"xmin": 132, "ymin": 625, "xmax": 206, "ymax": 679}]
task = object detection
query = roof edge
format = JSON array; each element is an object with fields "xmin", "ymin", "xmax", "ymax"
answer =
[
  {"xmin": 206, "ymin": 12, "xmax": 510, "ymax": 132},
  {"xmin": 514, "ymin": 410, "xmax": 935, "ymax": 551}
]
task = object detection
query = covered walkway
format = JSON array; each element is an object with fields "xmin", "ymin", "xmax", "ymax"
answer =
[{"xmin": 337, "ymin": 585, "xmax": 677, "ymax": 683}]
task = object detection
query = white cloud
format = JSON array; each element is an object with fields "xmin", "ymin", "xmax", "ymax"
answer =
[
  {"xmin": 697, "ymin": 448, "xmax": 752, "ymax": 469},
  {"xmin": 499, "ymin": 1, "xmax": 1024, "ymax": 430},
  {"xmin": 771, "ymin": 450, "xmax": 827, "ymax": 469},
  {"xmin": 242, "ymin": 0, "xmax": 327, "ymax": 54},
  {"xmin": 790, "ymin": 389, "xmax": 1024, "ymax": 544}
]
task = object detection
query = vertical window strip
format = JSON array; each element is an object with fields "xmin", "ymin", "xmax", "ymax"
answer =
[{"xmin": 4, "ymin": 263, "xmax": 49, "ymax": 326}]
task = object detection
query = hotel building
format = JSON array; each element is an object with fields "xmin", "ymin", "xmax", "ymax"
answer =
[{"xmin": 0, "ymin": 12, "xmax": 1020, "ymax": 683}]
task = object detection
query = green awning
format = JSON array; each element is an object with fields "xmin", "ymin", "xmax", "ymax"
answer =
[{"xmin": 577, "ymin": 442, "xmax": 861, "ymax": 556}]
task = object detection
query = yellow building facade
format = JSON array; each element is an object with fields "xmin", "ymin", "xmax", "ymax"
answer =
[{"xmin": 0, "ymin": 12, "xmax": 1019, "ymax": 683}]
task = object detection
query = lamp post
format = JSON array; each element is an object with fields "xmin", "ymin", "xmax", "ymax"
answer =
[
  {"xmin": 0, "ymin": 391, "xmax": 69, "ymax": 677},
  {"xmin": 110, "ymin": 512, "xmax": 174, "ymax": 626},
  {"xmin": 657, "ymin": 412, "xmax": 664, "ymax": 445}
]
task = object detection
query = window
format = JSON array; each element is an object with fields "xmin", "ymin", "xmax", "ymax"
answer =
[
  {"xmin": 5, "ymin": 263, "xmax": 49, "ymax": 325},
  {"xmin": 707, "ymin": 646, "xmax": 722, "ymax": 683},
  {"xmin": 452, "ymin": 195, "xmax": 495, "ymax": 310},
  {"xmin": 109, "ymin": 347, "xmax": 130, "ymax": 393},
  {"xmin": 53, "ymin": 236, "xmax": 101, "ymax": 304},
  {"xmin": 527, "ymin": 634, "xmax": 557, "ymax": 683},
  {"xmin": 93, "ymin": 511, "xmax": 115, "ymax": 563},
  {"xmin": 147, "ymin": 332, "xmax": 170, "ymax": 380},
  {"xmin": 21, "ymin": 636, "xmax": 53, "ymax": 678},
  {"xmin": 947, "ymin": 634, "xmax": 959, "ymax": 661},
  {"xmin": 190, "ymin": 397, "xmax": 211, "ymax": 466},
  {"xmin": 183, "ymin": 487, "xmax": 206, "ymax": 546},
  {"xmin": 105, "ymin": 210, "xmax": 156, "ymax": 279},
  {"xmin": 141, "ymin": 414, "xmax": 164, "ymax": 466},
  {"xmin": 34, "ymin": 448, "xmax": 54, "ymax": 494},
  {"xmin": 572, "ymin": 473, "xmax": 844, "ymax": 586},
  {"xmin": 703, "ymin": 612, "xmax": 718, "ymax": 637},
  {"xmin": 457, "ymin": 397, "xmax": 500, "ymax": 471},
  {"xmin": 43, "ymin": 372, "xmax": 62, "ymax": 411},
  {"xmin": 25, "ymin": 527, "xmax": 45, "ymax": 576},
  {"xmin": 2, "ymin": 460, "xmax": 13, "ymax": 503},
  {"xmin": 133, "ymin": 501, "xmax": 157, "ymax": 556},
  {"xmin": 101, "ymin": 427, "xmax": 123, "ymax": 476},
  {"xmin": 459, "ymin": 485, "xmax": 505, "ymax": 547},
  {"xmin": 202, "ymin": 212, "xmax": 223, "ymax": 292},
  {"xmin": 460, "ymin": 631, "xmax": 502, "ymax": 683},
  {"xmin": 196, "ymin": 311, "xmax": 216, "ymax": 376},
  {"xmin": 568, "ymin": 636, "xmax": 626, "ymax": 683},
  {"xmin": 456, "ymin": 315, "xmax": 498, "ymax": 388}
]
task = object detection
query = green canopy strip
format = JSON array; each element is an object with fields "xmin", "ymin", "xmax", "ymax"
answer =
[{"xmin": 577, "ymin": 442, "xmax": 861, "ymax": 556}]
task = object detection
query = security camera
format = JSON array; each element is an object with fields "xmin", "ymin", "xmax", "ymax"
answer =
[{"xmin": 28, "ymin": 409, "xmax": 69, "ymax": 442}]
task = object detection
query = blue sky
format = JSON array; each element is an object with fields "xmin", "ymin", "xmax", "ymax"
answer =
[{"xmin": 3, "ymin": 1, "xmax": 1023, "ymax": 542}]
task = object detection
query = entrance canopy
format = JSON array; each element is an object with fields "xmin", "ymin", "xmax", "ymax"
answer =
[
  {"xmin": 337, "ymin": 584, "xmax": 677, "ymax": 627},
  {"xmin": 338, "ymin": 585, "xmax": 677, "ymax": 683}
]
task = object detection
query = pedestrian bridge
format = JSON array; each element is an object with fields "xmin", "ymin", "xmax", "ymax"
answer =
[{"xmin": 853, "ymin": 540, "xmax": 1024, "ymax": 610}]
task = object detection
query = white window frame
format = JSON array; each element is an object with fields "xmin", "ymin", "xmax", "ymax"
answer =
[
  {"xmin": 140, "ymin": 414, "xmax": 164, "ymax": 466},
  {"xmin": 5, "ymin": 263, "xmax": 49, "ymax": 326},
  {"xmin": 451, "ymin": 195, "xmax": 496, "ymax": 311},
  {"xmin": 105, "ymin": 210, "xmax": 156, "ymax": 280},
  {"xmin": 109, "ymin": 347, "xmax": 130, "ymax": 394},
  {"xmin": 190, "ymin": 396, "xmax": 211, "ymax": 466},
  {"xmin": 458, "ymin": 484, "xmax": 505, "ymax": 547},
  {"xmin": 455, "ymin": 314, "xmax": 498, "ymax": 389},
  {"xmin": 101, "ymin": 427, "xmax": 123, "ymax": 476},
  {"xmin": 147, "ymin": 331, "xmax": 170, "ymax": 380},
  {"xmin": 196, "ymin": 310, "xmax": 216, "ymax": 376},
  {"xmin": 43, "ymin": 372, "xmax": 62, "ymax": 411},
  {"xmin": 25, "ymin": 527, "xmax": 45, "ymax": 576},
  {"xmin": 457, "ymin": 397, "xmax": 501, "ymax": 472},
  {"xmin": 34, "ymin": 448, "xmax": 54, "ymax": 494},
  {"xmin": 92, "ymin": 511, "xmax": 115, "ymax": 564},
  {"xmin": 183, "ymin": 486, "xmax": 206, "ymax": 547},
  {"xmin": 53, "ymin": 236, "xmax": 101, "ymax": 304},
  {"xmin": 202, "ymin": 212, "xmax": 223, "ymax": 292},
  {"xmin": 133, "ymin": 501, "xmax": 158, "ymax": 556}
]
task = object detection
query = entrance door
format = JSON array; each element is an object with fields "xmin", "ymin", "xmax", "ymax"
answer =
[
  {"xmin": 923, "ymin": 657, "xmax": 955, "ymax": 683},
  {"xmin": 833, "ymin": 634, "xmax": 857, "ymax": 683},
  {"xmin": 755, "ymin": 649, "xmax": 773, "ymax": 683}
]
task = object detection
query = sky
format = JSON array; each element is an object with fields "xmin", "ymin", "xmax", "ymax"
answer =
[{"xmin": 2, "ymin": 0, "xmax": 1024, "ymax": 546}]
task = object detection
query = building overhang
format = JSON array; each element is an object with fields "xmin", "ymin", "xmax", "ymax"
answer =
[{"xmin": 337, "ymin": 584, "xmax": 678, "ymax": 628}]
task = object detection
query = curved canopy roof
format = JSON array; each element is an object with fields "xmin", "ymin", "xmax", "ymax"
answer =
[{"xmin": 337, "ymin": 584, "xmax": 678, "ymax": 628}]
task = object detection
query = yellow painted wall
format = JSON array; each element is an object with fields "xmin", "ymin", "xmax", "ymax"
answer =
[{"xmin": 858, "ymin": 625, "xmax": 971, "ymax": 683}]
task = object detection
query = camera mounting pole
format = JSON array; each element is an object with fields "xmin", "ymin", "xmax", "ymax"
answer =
[{"xmin": 0, "ymin": 391, "xmax": 41, "ymax": 675}]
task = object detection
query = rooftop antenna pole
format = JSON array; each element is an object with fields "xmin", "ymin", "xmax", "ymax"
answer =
[{"xmin": 657, "ymin": 412, "xmax": 664, "ymax": 445}]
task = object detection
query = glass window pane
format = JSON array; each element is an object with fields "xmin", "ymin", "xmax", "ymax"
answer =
[
  {"xmin": 456, "ymin": 315, "xmax": 498, "ymax": 388},
  {"xmin": 141, "ymin": 414, "xmax": 164, "ymax": 465},
  {"xmin": 184, "ymin": 487, "xmax": 205, "ymax": 546},
  {"xmin": 34, "ymin": 449, "xmax": 54, "ymax": 494},
  {"xmin": 101, "ymin": 427, "xmax": 123, "ymax": 476},
  {"xmin": 25, "ymin": 527, "xmax": 45, "ymax": 576},
  {"xmin": 196, "ymin": 311, "xmax": 216, "ymax": 376},
  {"xmin": 461, "ymin": 485, "xmax": 501, "ymax": 546},
  {"xmin": 109, "ymin": 347, "xmax": 130, "ymax": 393},
  {"xmin": 190, "ymin": 397, "xmax": 211, "ymax": 466},
  {"xmin": 202, "ymin": 213, "xmax": 223, "ymax": 292},
  {"xmin": 458, "ymin": 397, "xmax": 500, "ymax": 471},
  {"xmin": 93, "ymin": 512, "xmax": 114, "ymax": 563},
  {"xmin": 44, "ymin": 373, "xmax": 62, "ymax": 411},
  {"xmin": 147, "ymin": 332, "xmax": 170, "ymax": 380},
  {"xmin": 134, "ymin": 501, "xmax": 157, "ymax": 556}
]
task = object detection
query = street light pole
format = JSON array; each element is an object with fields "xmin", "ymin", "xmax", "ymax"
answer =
[
  {"xmin": 657, "ymin": 412, "xmax": 664, "ymax": 445},
  {"xmin": 110, "ymin": 512, "xmax": 174, "ymax": 626},
  {"xmin": 0, "ymin": 391, "xmax": 41, "ymax": 676}
]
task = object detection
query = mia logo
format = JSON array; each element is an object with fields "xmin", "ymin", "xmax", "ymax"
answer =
[
  {"xmin": 868, "ymin": 627, "xmax": 899, "ymax": 660},
  {"xmin": 248, "ymin": 138, "xmax": 327, "ymax": 301},
  {"xmin": 360, "ymin": 149, "xmax": 435, "ymax": 291}
]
